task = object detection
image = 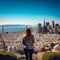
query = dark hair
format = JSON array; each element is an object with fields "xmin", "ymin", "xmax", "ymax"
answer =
[{"xmin": 25, "ymin": 28, "xmax": 32, "ymax": 36}]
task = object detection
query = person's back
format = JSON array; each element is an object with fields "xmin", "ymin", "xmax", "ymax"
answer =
[
  {"xmin": 22, "ymin": 35, "xmax": 34, "ymax": 49},
  {"xmin": 22, "ymin": 28, "xmax": 35, "ymax": 60}
]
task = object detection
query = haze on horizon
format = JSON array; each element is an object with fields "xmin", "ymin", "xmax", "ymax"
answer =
[{"xmin": 0, "ymin": 0, "xmax": 60, "ymax": 25}]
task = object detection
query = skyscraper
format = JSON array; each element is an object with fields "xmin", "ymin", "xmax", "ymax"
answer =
[
  {"xmin": 46, "ymin": 22, "xmax": 49, "ymax": 27},
  {"xmin": 51, "ymin": 20, "xmax": 55, "ymax": 28},
  {"xmin": 42, "ymin": 19, "xmax": 47, "ymax": 33},
  {"xmin": 43, "ymin": 19, "xmax": 45, "ymax": 27},
  {"xmin": 37, "ymin": 23, "xmax": 42, "ymax": 33},
  {"xmin": 55, "ymin": 24, "xmax": 59, "ymax": 28}
]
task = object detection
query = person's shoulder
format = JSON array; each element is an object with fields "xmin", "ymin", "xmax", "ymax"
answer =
[{"xmin": 23, "ymin": 35, "xmax": 26, "ymax": 38}]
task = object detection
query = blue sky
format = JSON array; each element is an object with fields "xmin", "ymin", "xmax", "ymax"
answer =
[{"xmin": 0, "ymin": 0, "xmax": 60, "ymax": 25}]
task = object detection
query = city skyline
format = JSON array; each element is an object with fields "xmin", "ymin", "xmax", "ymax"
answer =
[{"xmin": 0, "ymin": 0, "xmax": 60, "ymax": 25}]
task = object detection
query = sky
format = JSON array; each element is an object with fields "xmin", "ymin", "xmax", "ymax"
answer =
[{"xmin": 0, "ymin": 0, "xmax": 60, "ymax": 25}]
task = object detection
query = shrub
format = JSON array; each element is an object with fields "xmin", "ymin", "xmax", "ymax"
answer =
[
  {"xmin": 42, "ymin": 52, "xmax": 60, "ymax": 60},
  {"xmin": 0, "ymin": 50, "xmax": 17, "ymax": 60},
  {"xmin": 16, "ymin": 50, "xmax": 24, "ymax": 55}
]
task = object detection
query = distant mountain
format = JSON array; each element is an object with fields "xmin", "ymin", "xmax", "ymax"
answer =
[
  {"xmin": 0, "ymin": 24, "xmax": 36, "ymax": 32},
  {"xmin": 0, "ymin": 24, "xmax": 36, "ymax": 28},
  {"xmin": 0, "ymin": 24, "xmax": 26, "ymax": 28}
]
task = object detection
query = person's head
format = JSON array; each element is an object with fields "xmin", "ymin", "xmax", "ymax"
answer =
[{"xmin": 25, "ymin": 28, "xmax": 32, "ymax": 36}]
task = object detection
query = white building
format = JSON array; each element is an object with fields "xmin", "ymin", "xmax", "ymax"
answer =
[{"xmin": 52, "ymin": 44, "xmax": 60, "ymax": 52}]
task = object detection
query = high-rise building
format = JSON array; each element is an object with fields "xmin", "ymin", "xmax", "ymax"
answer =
[
  {"xmin": 46, "ymin": 22, "xmax": 49, "ymax": 27},
  {"xmin": 55, "ymin": 24, "xmax": 59, "ymax": 28},
  {"xmin": 42, "ymin": 19, "xmax": 47, "ymax": 33},
  {"xmin": 37, "ymin": 23, "xmax": 42, "ymax": 33},
  {"xmin": 51, "ymin": 20, "xmax": 55, "ymax": 28},
  {"xmin": 43, "ymin": 19, "xmax": 45, "ymax": 27}
]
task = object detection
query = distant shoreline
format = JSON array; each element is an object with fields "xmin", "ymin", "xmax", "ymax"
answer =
[{"xmin": 0, "ymin": 25, "xmax": 36, "ymax": 33}]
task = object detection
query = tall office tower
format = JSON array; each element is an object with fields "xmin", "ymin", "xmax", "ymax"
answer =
[
  {"xmin": 37, "ymin": 23, "xmax": 42, "ymax": 33},
  {"xmin": 58, "ymin": 25, "xmax": 60, "ymax": 34},
  {"xmin": 51, "ymin": 20, "xmax": 55, "ymax": 28},
  {"xmin": 43, "ymin": 19, "xmax": 45, "ymax": 27},
  {"xmin": 55, "ymin": 24, "xmax": 59, "ymax": 28},
  {"xmin": 42, "ymin": 19, "xmax": 47, "ymax": 33},
  {"xmin": 46, "ymin": 22, "xmax": 49, "ymax": 27}
]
